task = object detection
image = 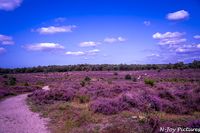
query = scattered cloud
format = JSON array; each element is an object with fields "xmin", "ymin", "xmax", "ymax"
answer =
[
  {"xmin": 79, "ymin": 41, "xmax": 100, "ymax": 47},
  {"xmin": 87, "ymin": 49, "xmax": 100, "ymax": 55},
  {"xmin": 152, "ymin": 32, "xmax": 186, "ymax": 45},
  {"xmin": 65, "ymin": 51, "xmax": 85, "ymax": 56},
  {"xmin": 0, "ymin": 47, "xmax": 6, "ymax": 54},
  {"xmin": 147, "ymin": 53, "xmax": 160, "ymax": 57},
  {"xmin": 65, "ymin": 49, "xmax": 100, "ymax": 56},
  {"xmin": 143, "ymin": 21, "xmax": 151, "ymax": 26},
  {"xmin": 25, "ymin": 43, "xmax": 65, "ymax": 51},
  {"xmin": 54, "ymin": 17, "xmax": 67, "ymax": 22},
  {"xmin": 194, "ymin": 35, "xmax": 200, "ymax": 39},
  {"xmin": 104, "ymin": 37, "xmax": 126, "ymax": 43},
  {"xmin": 0, "ymin": 34, "xmax": 14, "ymax": 45},
  {"xmin": 0, "ymin": 0, "xmax": 23, "ymax": 11},
  {"xmin": 175, "ymin": 44, "xmax": 200, "ymax": 53},
  {"xmin": 36, "ymin": 25, "xmax": 76, "ymax": 34},
  {"xmin": 167, "ymin": 10, "xmax": 189, "ymax": 21}
]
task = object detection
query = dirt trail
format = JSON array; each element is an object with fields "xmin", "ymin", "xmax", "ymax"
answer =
[{"xmin": 0, "ymin": 94, "xmax": 50, "ymax": 133}]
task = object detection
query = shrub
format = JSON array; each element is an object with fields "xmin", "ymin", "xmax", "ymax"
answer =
[
  {"xmin": 84, "ymin": 76, "xmax": 91, "ymax": 82},
  {"xmin": 161, "ymin": 102, "xmax": 182, "ymax": 114},
  {"xmin": 0, "ymin": 89, "xmax": 15, "ymax": 99},
  {"xmin": 78, "ymin": 95, "xmax": 90, "ymax": 103},
  {"xmin": 144, "ymin": 79, "xmax": 155, "ymax": 86},
  {"xmin": 2, "ymin": 74, "xmax": 8, "ymax": 78},
  {"xmin": 28, "ymin": 89, "xmax": 75, "ymax": 105},
  {"xmin": 125, "ymin": 74, "xmax": 132, "ymax": 80},
  {"xmin": 188, "ymin": 120, "xmax": 200, "ymax": 128},
  {"xmin": 113, "ymin": 72, "xmax": 118, "ymax": 76},
  {"xmin": 145, "ymin": 95, "xmax": 162, "ymax": 111},
  {"xmin": 90, "ymin": 98, "xmax": 128, "ymax": 115},
  {"xmin": 8, "ymin": 77, "xmax": 16, "ymax": 86},
  {"xmin": 158, "ymin": 90, "xmax": 176, "ymax": 101},
  {"xmin": 24, "ymin": 82, "xmax": 29, "ymax": 86},
  {"xmin": 120, "ymin": 93, "xmax": 143, "ymax": 108},
  {"xmin": 80, "ymin": 80, "xmax": 86, "ymax": 87},
  {"xmin": 36, "ymin": 81, "xmax": 45, "ymax": 86},
  {"xmin": 132, "ymin": 77, "xmax": 137, "ymax": 82}
]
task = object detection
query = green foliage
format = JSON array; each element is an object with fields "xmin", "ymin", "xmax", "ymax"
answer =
[
  {"xmin": 80, "ymin": 76, "xmax": 91, "ymax": 87},
  {"xmin": 84, "ymin": 76, "xmax": 91, "ymax": 82},
  {"xmin": 1, "ymin": 60, "xmax": 199, "ymax": 74},
  {"xmin": 78, "ymin": 95, "xmax": 90, "ymax": 103},
  {"xmin": 144, "ymin": 79, "xmax": 155, "ymax": 86},
  {"xmin": 8, "ymin": 77, "xmax": 16, "ymax": 86},
  {"xmin": 125, "ymin": 74, "xmax": 132, "ymax": 80}
]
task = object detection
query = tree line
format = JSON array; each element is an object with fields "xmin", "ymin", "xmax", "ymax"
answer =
[{"xmin": 0, "ymin": 60, "xmax": 200, "ymax": 74}]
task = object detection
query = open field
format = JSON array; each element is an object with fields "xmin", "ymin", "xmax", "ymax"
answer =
[{"xmin": 1, "ymin": 69, "xmax": 200, "ymax": 132}]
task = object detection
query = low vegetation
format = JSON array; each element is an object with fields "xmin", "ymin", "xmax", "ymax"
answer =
[{"xmin": 1, "ymin": 68, "xmax": 200, "ymax": 132}]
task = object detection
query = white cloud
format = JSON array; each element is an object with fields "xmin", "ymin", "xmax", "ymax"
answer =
[
  {"xmin": 153, "ymin": 32, "xmax": 186, "ymax": 45},
  {"xmin": 167, "ymin": 10, "xmax": 189, "ymax": 20},
  {"xmin": 153, "ymin": 32, "xmax": 184, "ymax": 39},
  {"xmin": 0, "ymin": 47, "xmax": 6, "ymax": 54},
  {"xmin": 0, "ymin": 34, "xmax": 14, "ymax": 45},
  {"xmin": 65, "ymin": 49, "xmax": 100, "ymax": 56},
  {"xmin": 0, "ymin": 0, "xmax": 22, "ymax": 11},
  {"xmin": 118, "ymin": 37, "xmax": 126, "ymax": 42},
  {"xmin": 175, "ymin": 44, "xmax": 200, "ymax": 53},
  {"xmin": 87, "ymin": 49, "xmax": 100, "ymax": 55},
  {"xmin": 144, "ymin": 21, "xmax": 151, "ymax": 26},
  {"xmin": 150, "ymin": 54, "xmax": 160, "ymax": 57},
  {"xmin": 194, "ymin": 35, "xmax": 200, "ymax": 39},
  {"xmin": 104, "ymin": 37, "xmax": 126, "ymax": 43},
  {"xmin": 79, "ymin": 41, "xmax": 100, "ymax": 47},
  {"xmin": 36, "ymin": 25, "xmax": 76, "ymax": 34},
  {"xmin": 26, "ymin": 43, "xmax": 65, "ymax": 51},
  {"xmin": 65, "ymin": 51, "xmax": 85, "ymax": 56}
]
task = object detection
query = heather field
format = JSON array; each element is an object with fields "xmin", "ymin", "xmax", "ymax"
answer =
[{"xmin": 1, "ymin": 69, "xmax": 200, "ymax": 133}]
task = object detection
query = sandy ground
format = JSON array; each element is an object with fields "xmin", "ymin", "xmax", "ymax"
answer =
[{"xmin": 0, "ymin": 94, "xmax": 50, "ymax": 133}]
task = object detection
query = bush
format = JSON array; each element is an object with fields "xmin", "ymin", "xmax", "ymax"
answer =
[
  {"xmin": 36, "ymin": 81, "xmax": 45, "ymax": 86},
  {"xmin": 144, "ymin": 79, "xmax": 155, "ymax": 86},
  {"xmin": 90, "ymin": 98, "xmax": 128, "ymax": 115},
  {"xmin": 125, "ymin": 74, "xmax": 132, "ymax": 80},
  {"xmin": 132, "ymin": 77, "xmax": 137, "ymax": 82},
  {"xmin": 78, "ymin": 95, "xmax": 90, "ymax": 103},
  {"xmin": 28, "ymin": 89, "xmax": 75, "ymax": 105},
  {"xmin": 145, "ymin": 95, "xmax": 162, "ymax": 111},
  {"xmin": 8, "ymin": 77, "xmax": 16, "ymax": 86},
  {"xmin": 158, "ymin": 90, "xmax": 176, "ymax": 101},
  {"xmin": 24, "ymin": 82, "xmax": 29, "ymax": 86},
  {"xmin": 161, "ymin": 102, "xmax": 182, "ymax": 114},
  {"xmin": 2, "ymin": 74, "xmax": 8, "ymax": 78},
  {"xmin": 84, "ymin": 76, "xmax": 91, "ymax": 82},
  {"xmin": 188, "ymin": 120, "xmax": 200, "ymax": 128},
  {"xmin": 113, "ymin": 72, "xmax": 118, "ymax": 76},
  {"xmin": 80, "ymin": 80, "xmax": 86, "ymax": 87},
  {"xmin": 0, "ymin": 89, "xmax": 15, "ymax": 99},
  {"xmin": 120, "ymin": 93, "xmax": 143, "ymax": 108}
]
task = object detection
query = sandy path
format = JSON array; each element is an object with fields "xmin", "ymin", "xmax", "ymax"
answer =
[{"xmin": 0, "ymin": 94, "xmax": 50, "ymax": 133}]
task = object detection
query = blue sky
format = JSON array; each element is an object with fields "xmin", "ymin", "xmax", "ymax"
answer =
[{"xmin": 0, "ymin": 0, "xmax": 200, "ymax": 68}]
